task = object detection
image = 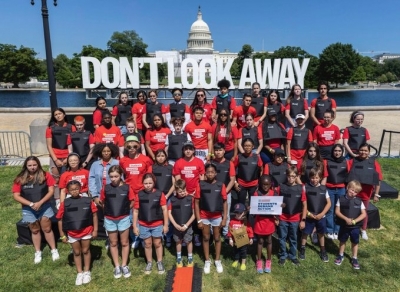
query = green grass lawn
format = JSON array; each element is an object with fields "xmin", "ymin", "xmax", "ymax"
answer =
[{"xmin": 0, "ymin": 159, "xmax": 399, "ymax": 292}]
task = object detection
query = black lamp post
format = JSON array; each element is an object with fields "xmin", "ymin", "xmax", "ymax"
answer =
[{"xmin": 31, "ymin": 0, "xmax": 58, "ymax": 111}]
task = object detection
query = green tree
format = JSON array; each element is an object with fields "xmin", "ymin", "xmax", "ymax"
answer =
[
  {"xmin": 359, "ymin": 55, "xmax": 377, "ymax": 81},
  {"xmin": 231, "ymin": 44, "xmax": 254, "ymax": 77},
  {"xmin": 376, "ymin": 74, "xmax": 388, "ymax": 83},
  {"xmin": 382, "ymin": 59, "xmax": 400, "ymax": 79},
  {"xmin": 107, "ymin": 30, "xmax": 148, "ymax": 58},
  {"xmin": 0, "ymin": 44, "xmax": 41, "ymax": 87},
  {"xmin": 318, "ymin": 43, "xmax": 359, "ymax": 87},
  {"xmin": 351, "ymin": 66, "xmax": 367, "ymax": 82},
  {"xmin": 386, "ymin": 72, "xmax": 397, "ymax": 83}
]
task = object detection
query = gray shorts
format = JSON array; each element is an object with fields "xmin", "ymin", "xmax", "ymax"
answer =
[{"xmin": 173, "ymin": 225, "xmax": 193, "ymax": 243}]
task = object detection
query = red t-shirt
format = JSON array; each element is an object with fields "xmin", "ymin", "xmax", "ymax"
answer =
[
  {"xmin": 226, "ymin": 218, "xmax": 254, "ymax": 239},
  {"xmin": 45, "ymin": 123, "xmax": 76, "ymax": 158},
  {"xmin": 145, "ymin": 127, "xmax": 172, "ymax": 152},
  {"xmin": 59, "ymin": 168, "xmax": 89, "ymax": 193},
  {"xmin": 233, "ymin": 106, "xmax": 257, "ymax": 128},
  {"xmin": 93, "ymin": 109, "xmax": 106, "ymax": 126},
  {"xmin": 286, "ymin": 127, "xmax": 313, "ymax": 161},
  {"xmin": 310, "ymin": 97, "xmax": 337, "ymax": 124},
  {"xmin": 132, "ymin": 102, "xmax": 146, "ymax": 130},
  {"xmin": 348, "ymin": 159, "xmax": 383, "ymax": 200},
  {"xmin": 134, "ymin": 188, "xmax": 167, "ymax": 227},
  {"xmin": 211, "ymin": 96, "xmax": 237, "ymax": 111},
  {"xmin": 12, "ymin": 172, "xmax": 55, "ymax": 193},
  {"xmin": 94, "ymin": 125, "xmax": 122, "ymax": 145},
  {"xmin": 277, "ymin": 184, "xmax": 307, "ymax": 222},
  {"xmin": 184, "ymin": 121, "xmax": 212, "ymax": 149},
  {"xmin": 56, "ymin": 198, "xmax": 97, "ymax": 237},
  {"xmin": 172, "ymin": 157, "xmax": 205, "ymax": 193},
  {"xmin": 191, "ymin": 103, "xmax": 213, "ymax": 124},
  {"xmin": 195, "ymin": 182, "xmax": 227, "ymax": 219},
  {"xmin": 120, "ymin": 155, "xmax": 153, "ymax": 193},
  {"xmin": 211, "ymin": 124, "xmax": 238, "ymax": 151},
  {"xmin": 100, "ymin": 184, "xmax": 135, "ymax": 220},
  {"xmin": 232, "ymin": 153, "xmax": 263, "ymax": 187},
  {"xmin": 313, "ymin": 124, "xmax": 341, "ymax": 147},
  {"xmin": 252, "ymin": 189, "xmax": 276, "ymax": 235}
]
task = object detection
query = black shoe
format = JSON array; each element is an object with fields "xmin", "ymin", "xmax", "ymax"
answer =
[
  {"xmin": 299, "ymin": 247, "xmax": 306, "ymax": 260},
  {"xmin": 291, "ymin": 258, "xmax": 300, "ymax": 266},
  {"xmin": 320, "ymin": 251, "xmax": 329, "ymax": 263},
  {"xmin": 278, "ymin": 258, "xmax": 286, "ymax": 266}
]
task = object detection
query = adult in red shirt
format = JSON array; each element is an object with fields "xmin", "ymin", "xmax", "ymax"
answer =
[
  {"xmin": 232, "ymin": 93, "xmax": 257, "ymax": 129},
  {"xmin": 172, "ymin": 141, "xmax": 205, "ymax": 194},
  {"xmin": 92, "ymin": 96, "xmax": 110, "ymax": 129},
  {"xmin": 286, "ymin": 114, "xmax": 313, "ymax": 170},
  {"xmin": 233, "ymin": 138, "xmax": 263, "ymax": 207},
  {"xmin": 184, "ymin": 106, "xmax": 213, "ymax": 162},
  {"xmin": 12, "ymin": 156, "xmax": 58, "ymax": 264},
  {"xmin": 59, "ymin": 153, "xmax": 90, "ymax": 203},
  {"xmin": 212, "ymin": 108, "xmax": 238, "ymax": 161},
  {"xmin": 313, "ymin": 109, "xmax": 340, "ymax": 159},
  {"xmin": 347, "ymin": 143, "xmax": 382, "ymax": 240},
  {"xmin": 120, "ymin": 136, "xmax": 153, "ymax": 194},
  {"xmin": 310, "ymin": 81, "xmax": 337, "ymax": 126},
  {"xmin": 145, "ymin": 114, "xmax": 171, "ymax": 161},
  {"xmin": 190, "ymin": 89, "xmax": 213, "ymax": 125},
  {"xmin": 132, "ymin": 90, "xmax": 147, "ymax": 136},
  {"xmin": 211, "ymin": 79, "xmax": 237, "ymax": 122},
  {"xmin": 46, "ymin": 108, "xmax": 76, "ymax": 178},
  {"xmin": 94, "ymin": 112, "xmax": 123, "ymax": 147}
]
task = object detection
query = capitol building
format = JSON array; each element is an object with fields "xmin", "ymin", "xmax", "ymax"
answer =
[{"xmin": 149, "ymin": 7, "xmax": 238, "ymax": 77}]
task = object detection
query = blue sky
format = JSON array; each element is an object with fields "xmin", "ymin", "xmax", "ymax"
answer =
[{"xmin": 1, "ymin": 0, "xmax": 399, "ymax": 59}]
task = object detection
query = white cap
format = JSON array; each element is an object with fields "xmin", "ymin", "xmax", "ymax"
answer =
[{"xmin": 295, "ymin": 114, "xmax": 305, "ymax": 120}]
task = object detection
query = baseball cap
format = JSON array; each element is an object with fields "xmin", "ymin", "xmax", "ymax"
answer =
[
  {"xmin": 233, "ymin": 203, "xmax": 246, "ymax": 213},
  {"xmin": 182, "ymin": 140, "xmax": 195, "ymax": 149},
  {"xmin": 125, "ymin": 135, "xmax": 140, "ymax": 143},
  {"xmin": 274, "ymin": 148, "xmax": 286, "ymax": 156},
  {"xmin": 295, "ymin": 114, "xmax": 306, "ymax": 120}
]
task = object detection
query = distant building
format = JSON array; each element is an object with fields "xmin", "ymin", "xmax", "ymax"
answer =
[{"xmin": 373, "ymin": 53, "xmax": 400, "ymax": 64}]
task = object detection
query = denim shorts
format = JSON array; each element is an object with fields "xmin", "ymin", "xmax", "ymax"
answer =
[
  {"xmin": 202, "ymin": 216, "xmax": 222, "ymax": 227},
  {"xmin": 303, "ymin": 217, "xmax": 327, "ymax": 235},
  {"xmin": 338, "ymin": 226, "xmax": 360, "ymax": 244},
  {"xmin": 22, "ymin": 203, "xmax": 54, "ymax": 223},
  {"xmin": 104, "ymin": 215, "xmax": 131, "ymax": 232},
  {"xmin": 139, "ymin": 224, "xmax": 163, "ymax": 239},
  {"xmin": 68, "ymin": 234, "xmax": 92, "ymax": 244}
]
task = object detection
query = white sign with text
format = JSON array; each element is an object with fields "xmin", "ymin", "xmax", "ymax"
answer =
[{"xmin": 249, "ymin": 196, "xmax": 283, "ymax": 215}]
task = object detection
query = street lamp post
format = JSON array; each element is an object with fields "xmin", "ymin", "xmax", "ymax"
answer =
[{"xmin": 31, "ymin": 0, "xmax": 58, "ymax": 111}]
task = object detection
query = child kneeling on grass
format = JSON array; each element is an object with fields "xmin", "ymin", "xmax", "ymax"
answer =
[
  {"xmin": 57, "ymin": 180, "xmax": 98, "ymax": 286},
  {"xmin": 334, "ymin": 180, "xmax": 366, "ymax": 270},
  {"xmin": 168, "ymin": 179, "xmax": 195, "ymax": 267},
  {"xmin": 133, "ymin": 173, "xmax": 169, "ymax": 275},
  {"xmin": 227, "ymin": 203, "xmax": 253, "ymax": 271},
  {"xmin": 299, "ymin": 168, "xmax": 331, "ymax": 262}
]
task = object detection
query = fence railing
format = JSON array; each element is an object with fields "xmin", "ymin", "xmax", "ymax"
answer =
[
  {"xmin": 377, "ymin": 130, "xmax": 400, "ymax": 158},
  {"xmin": 0, "ymin": 131, "xmax": 32, "ymax": 165}
]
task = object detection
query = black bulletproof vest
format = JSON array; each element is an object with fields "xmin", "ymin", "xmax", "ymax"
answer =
[
  {"xmin": 347, "ymin": 126, "xmax": 367, "ymax": 151},
  {"xmin": 315, "ymin": 98, "xmax": 332, "ymax": 120},
  {"xmin": 104, "ymin": 184, "xmax": 130, "ymax": 217},
  {"xmin": 280, "ymin": 183, "xmax": 303, "ymax": 215},
  {"xmin": 326, "ymin": 160, "xmax": 348, "ymax": 184},
  {"xmin": 305, "ymin": 184, "xmax": 327, "ymax": 214},
  {"xmin": 169, "ymin": 103, "xmax": 186, "ymax": 118},
  {"xmin": 301, "ymin": 160, "xmax": 318, "ymax": 183},
  {"xmin": 167, "ymin": 133, "xmax": 187, "ymax": 160},
  {"xmin": 146, "ymin": 103, "xmax": 163, "ymax": 125},
  {"xmin": 237, "ymin": 154, "xmax": 260, "ymax": 182},
  {"xmin": 262, "ymin": 122, "xmax": 286, "ymax": 141},
  {"xmin": 215, "ymin": 95, "xmax": 232, "ymax": 114},
  {"xmin": 51, "ymin": 124, "xmax": 73, "ymax": 149},
  {"xmin": 214, "ymin": 159, "xmax": 231, "ymax": 187},
  {"xmin": 347, "ymin": 158, "xmax": 379, "ymax": 186},
  {"xmin": 62, "ymin": 197, "xmax": 93, "ymax": 231},
  {"xmin": 291, "ymin": 127, "xmax": 309, "ymax": 150},
  {"xmin": 115, "ymin": 104, "xmax": 132, "ymax": 126},
  {"xmin": 266, "ymin": 103, "xmax": 282, "ymax": 119},
  {"xmin": 21, "ymin": 181, "xmax": 48, "ymax": 202},
  {"xmin": 251, "ymin": 96, "xmax": 266, "ymax": 116},
  {"xmin": 170, "ymin": 195, "xmax": 193, "ymax": 225},
  {"xmin": 241, "ymin": 127, "xmax": 259, "ymax": 148},
  {"xmin": 336, "ymin": 196, "xmax": 363, "ymax": 228},
  {"xmin": 199, "ymin": 181, "xmax": 224, "ymax": 213},
  {"xmin": 138, "ymin": 190, "xmax": 163, "ymax": 222},
  {"xmin": 289, "ymin": 98, "xmax": 305, "ymax": 118},
  {"xmin": 70, "ymin": 131, "xmax": 91, "ymax": 158},
  {"xmin": 268, "ymin": 162, "xmax": 288, "ymax": 186},
  {"xmin": 153, "ymin": 164, "xmax": 173, "ymax": 194}
]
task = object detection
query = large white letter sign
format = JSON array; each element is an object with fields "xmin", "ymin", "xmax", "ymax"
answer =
[
  {"xmin": 199, "ymin": 59, "xmax": 216, "ymax": 89},
  {"xmin": 143, "ymin": 57, "xmax": 162, "ymax": 89},
  {"xmin": 278, "ymin": 58, "xmax": 295, "ymax": 89},
  {"xmin": 238, "ymin": 59, "xmax": 256, "ymax": 89},
  {"xmin": 81, "ymin": 57, "xmax": 101, "ymax": 88},
  {"xmin": 216, "ymin": 59, "xmax": 234, "ymax": 88},
  {"xmin": 267, "ymin": 59, "xmax": 281, "ymax": 89},
  {"xmin": 101, "ymin": 57, "xmax": 120, "ymax": 89},
  {"xmin": 119, "ymin": 57, "xmax": 140, "ymax": 89},
  {"xmin": 292, "ymin": 58, "xmax": 310, "ymax": 89},
  {"xmin": 181, "ymin": 58, "xmax": 198, "ymax": 89},
  {"xmin": 167, "ymin": 58, "xmax": 181, "ymax": 89}
]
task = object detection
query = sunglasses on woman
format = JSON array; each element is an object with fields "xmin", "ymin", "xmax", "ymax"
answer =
[{"xmin": 126, "ymin": 145, "xmax": 139, "ymax": 150}]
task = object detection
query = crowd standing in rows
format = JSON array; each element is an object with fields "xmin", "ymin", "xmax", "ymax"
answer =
[{"xmin": 12, "ymin": 80, "xmax": 382, "ymax": 286}]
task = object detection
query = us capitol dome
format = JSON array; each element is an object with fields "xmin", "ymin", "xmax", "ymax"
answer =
[{"xmin": 186, "ymin": 6, "xmax": 214, "ymax": 53}]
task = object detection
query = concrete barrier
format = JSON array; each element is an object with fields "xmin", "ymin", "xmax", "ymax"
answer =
[{"xmin": 29, "ymin": 118, "xmax": 48, "ymax": 154}]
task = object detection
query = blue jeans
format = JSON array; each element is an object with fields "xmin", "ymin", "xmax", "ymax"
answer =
[
  {"xmin": 278, "ymin": 220, "xmax": 299, "ymax": 260},
  {"xmin": 118, "ymin": 125, "xmax": 127, "ymax": 135},
  {"xmin": 326, "ymin": 187, "xmax": 345, "ymax": 234}
]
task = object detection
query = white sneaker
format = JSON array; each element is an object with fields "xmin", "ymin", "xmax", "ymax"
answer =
[
  {"xmin": 204, "ymin": 260, "xmax": 211, "ymax": 274},
  {"xmin": 333, "ymin": 233, "xmax": 338, "ymax": 240},
  {"xmin": 215, "ymin": 260, "xmax": 223, "ymax": 273},
  {"xmin": 361, "ymin": 230, "xmax": 369, "ymax": 240},
  {"xmin": 75, "ymin": 272, "xmax": 84, "ymax": 286},
  {"xmin": 194, "ymin": 234, "xmax": 201, "ymax": 247},
  {"xmin": 327, "ymin": 233, "xmax": 334, "ymax": 240},
  {"xmin": 82, "ymin": 271, "xmax": 91, "ymax": 284},
  {"xmin": 34, "ymin": 251, "xmax": 42, "ymax": 264},
  {"xmin": 51, "ymin": 249, "xmax": 60, "ymax": 261}
]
